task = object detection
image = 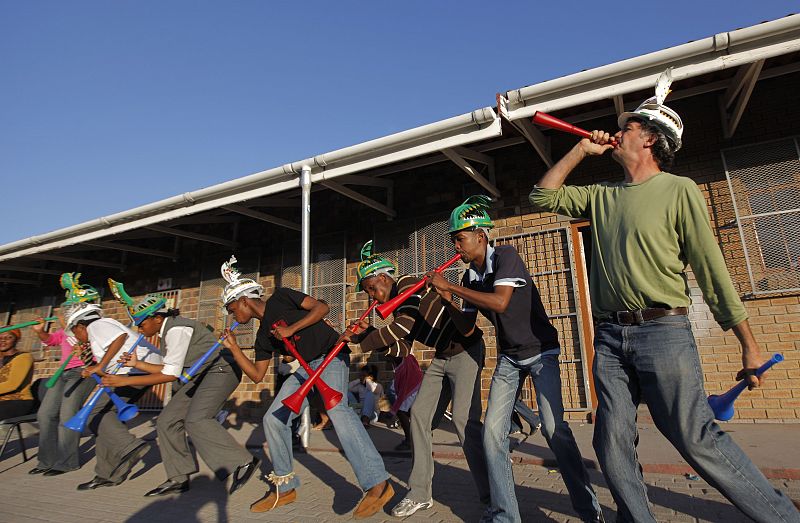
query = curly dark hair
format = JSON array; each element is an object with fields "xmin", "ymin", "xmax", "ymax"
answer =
[{"xmin": 630, "ymin": 117, "xmax": 677, "ymax": 171}]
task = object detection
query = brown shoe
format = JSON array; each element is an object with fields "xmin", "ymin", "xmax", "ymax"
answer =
[
  {"xmin": 353, "ymin": 480, "xmax": 394, "ymax": 519},
  {"xmin": 249, "ymin": 489, "xmax": 297, "ymax": 513}
]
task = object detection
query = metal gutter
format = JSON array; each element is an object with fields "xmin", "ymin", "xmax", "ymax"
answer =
[
  {"xmin": 503, "ymin": 14, "xmax": 800, "ymax": 120},
  {"xmin": 0, "ymin": 108, "xmax": 500, "ymax": 262}
]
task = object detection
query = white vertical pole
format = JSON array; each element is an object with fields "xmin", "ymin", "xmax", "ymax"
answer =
[
  {"xmin": 300, "ymin": 165, "xmax": 312, "ymax": 295},
  {"xmin": 299, "ymin": 165, "xmax": 313, "ymax": 446}
]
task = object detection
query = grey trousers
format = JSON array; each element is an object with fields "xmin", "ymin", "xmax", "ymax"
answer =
[
  {"xmin": 87, "ymin": 385, "xmax": 148, "ymax": 482},
  {"xmin": 407, "ymin": 347, "xmax": 490, "ymax": 504},
  {"xmin": 157, "ymin": 363, "xmax": 252, "ymax": 482},
  {"xmin": 36, "ymin": 368, "xmax": 95, "ymax": 471}
]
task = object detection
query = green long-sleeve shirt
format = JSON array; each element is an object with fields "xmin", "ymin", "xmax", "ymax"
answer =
[{"xmin": 529, "ymin": 172, "xmax": 747, "ymax": 330}]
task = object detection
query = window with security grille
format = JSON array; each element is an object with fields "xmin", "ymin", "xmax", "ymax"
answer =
[
  {"xmin": 722, "ymin": 137, "xmax": 800, "ymax": 295},
  {"xmin": 495, "ymin": 228, "xmax": 591, "ymax": 413},
  {"xmin": 371, "ymin": 216, "xmax": 465, "ymax": 330},
  {"xmin": 281, "ymin": 233, "xmax": 347, "ymax": 331}
]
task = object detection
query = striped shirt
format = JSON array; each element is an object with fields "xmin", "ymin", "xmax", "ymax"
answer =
[{"xmin": 357, "ymin": 275, "xmax": 481, "ymax": 358}]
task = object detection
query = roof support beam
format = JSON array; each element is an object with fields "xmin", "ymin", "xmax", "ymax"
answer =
[
  {"xmin": 319, "ymin": 179, "xmax": 397, "ymax": 218},
  {"xmin": 613, "ymin": 95, "xmax": 625, "ymax": 118},
  {"xmin": 0, "ymin": 277, "xmax": 40, "ymax": 286},
  {"xmin": 497, "ymin": 93, "xmax": 554, "ymax": 168},
  {"xmin": 0, "ymin": 265, "xmax": 62, "ymax": 276},
  {"xmin": 720, "ymin": 59, "xmax": 764, "ymax": 139},
  {"xmin": 333, "ymin": 175, "xmax": 394, "ymax": 188},
  {"xmin": 145, "ymin": 225, "xmax": 238, "ymax": 248},
  {"xmin": 441, "ymin": 147, "xmax": 501, "ymax": 198},
  {"xmin": 546, "ymin": 61, "xmax": 800, "ymax": 127},
  {"xmin": 509, "ymin": 118, "xmax": 554, "ymax": 168},
  {"xmin": 83, "ymin": 240, "xmax": 177, "ymax": 259},
  {"xmin": 221, "ymin": 204, "xmax": 302, "ymax": 232},
  {"xmin": 29, "ymin": 253, "xmax": 123, "ymax": 270}
]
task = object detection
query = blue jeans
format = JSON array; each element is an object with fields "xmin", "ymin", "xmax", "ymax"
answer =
[
  {"xmin": 36, "ymin": 368, "xmax": 94, "ymax": 471},
  {"xmin": 484, "ymin": 352, "xmax": 600, "ymax": 522},
  {"xmin": 347, "ymin": 390, "xmax": 378, "ymax": 422},
  {"xmin": 264, "ymin": 353, "xmax": 388, "ymax": 493},
  {"xmin": 593, "ymin": 316, "xmax": 800, "ymax": 523}
]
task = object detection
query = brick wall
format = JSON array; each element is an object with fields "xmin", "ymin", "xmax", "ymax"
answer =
[{"xmin": 6, "ymin": 71, "xmax": 800, "ymax": 423}]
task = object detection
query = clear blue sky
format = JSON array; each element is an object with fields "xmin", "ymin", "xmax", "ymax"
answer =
[{"xmin": 2, "ymin": 1, "xmax": 797, "ymax": 245}]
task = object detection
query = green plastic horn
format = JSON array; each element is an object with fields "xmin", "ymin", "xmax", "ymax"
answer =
[{"xmin": 0, "ymin": 317, "xmax": 59, "ymax": 334}]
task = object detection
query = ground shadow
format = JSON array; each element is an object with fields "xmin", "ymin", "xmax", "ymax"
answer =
[
  {"xmin": 124, "ymin": 475, "xmax": 230, "ymax": 523},
  {"xmin": 294, "ymin": 451, "xmax": 363, "ymax": 515}
]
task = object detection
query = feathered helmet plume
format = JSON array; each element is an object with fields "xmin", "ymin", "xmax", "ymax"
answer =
[
  {"xmin": 221, "ymin": 256, "xmax": 264, "ymax": 307},
  {"xmin": 618, "ymin": 67, "xmax": 683, "ymax": 149},
  {"xmin": 108, "ymin": 278, "xmax": 166, "ymax": 326},
  {"xmin": 60, "ymin": 272, "xmax": 102, "ymax": 329},
  {"xmin": 448, "ymin": 195, "xmax": 495, "ymax": 234},
  {"xmin": 60, "ymin": 272, "xmax": 100, "ymax": 305},
  {"xmin": 356, "ymin": 240, "xmax": 396, "ymax": 291}
]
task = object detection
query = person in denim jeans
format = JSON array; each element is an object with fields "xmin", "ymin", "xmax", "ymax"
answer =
[
  {"xmin": 530, "ymin": 71, "xmax": 800, "ymax": 522},
  {"xmin": 426, "ymin": 196, "xmax": 603, "ymax": 523},
  {"xmin": 218, "ymin": 256, "xmax": 392, "ymax": 519}
]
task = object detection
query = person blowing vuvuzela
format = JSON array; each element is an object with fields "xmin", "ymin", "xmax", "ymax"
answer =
[
  {"xmin": 65, "ymin": 290, "xmax": 163, "ymax": 491},
  {"xmin": 338, "ymin": 240, "xmax": 491, "ymax": 518},
  {"xmin": 425, "ymin": 196, "xmax": 603, "ymax": 523},
  {"xmin": 100, "ymin": 278, "xmax": 258, "ymax": 498},
  {"xmin": 529, "ymin": 69, "xmax": 800, "ymax": 523},
  {"xmin": 217, "ymin": 256, "xmax": 394, "ymax": 518}
]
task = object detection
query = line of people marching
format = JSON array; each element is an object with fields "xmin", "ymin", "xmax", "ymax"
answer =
[{"xmin": 4, "ymin": 72, "xmax": 800, "ymax": 522}]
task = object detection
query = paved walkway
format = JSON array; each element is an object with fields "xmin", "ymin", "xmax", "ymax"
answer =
[{"xmin": 1, "ymin": 413, "xmax": 798, "ymax": 522}]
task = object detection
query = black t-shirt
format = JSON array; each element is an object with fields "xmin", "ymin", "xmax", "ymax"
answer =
[
  {"xmin": 254, "ymin": 288, "xmax": 343, "ymax": 362},
  {"xmin": 461, "ymin": 244, "xmax": 559, "ymax": 360}
]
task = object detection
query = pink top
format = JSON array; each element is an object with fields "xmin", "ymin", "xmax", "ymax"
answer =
[
  {"xmin": 45, "ymin": 329, "xmax": 84, "ymax": 370},
  {"xmin": 391, "ymin": 354, "xmax": 423, "ymax": 415}
]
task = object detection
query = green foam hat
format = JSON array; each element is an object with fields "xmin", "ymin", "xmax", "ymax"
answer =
[
  {"xmin": 108, "ymin": 278, "xmax": 166, "ymax": 326},
  {"xmin": 448, "ymin": 195, "xmax": 495, "ymax": 234},
  {"xmin": 356, "ymin": 240, "xmax": 396, "ymax": 291},
  {"xmin": 60, "ymin": 272, "xmax": 100, "ymax": 305}
]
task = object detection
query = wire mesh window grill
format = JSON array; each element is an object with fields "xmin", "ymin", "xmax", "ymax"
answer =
[
  {"xmin": 371, "ymin": 217, "xmax": 465, "ymax": 331},
  {"xmin": 722, "ymin": 137, "xmax": 800, "ymax": 295},
  {"xmin": 281, "ymin": 234, "xmax": 347, "ymax": 331},
  {"xmin": 495, "ymin": 228, "xmax": 590, "ymax": 412}
]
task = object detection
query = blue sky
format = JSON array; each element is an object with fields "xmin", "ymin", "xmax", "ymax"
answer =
[{"xmin": 2, "ymin": 2, "xmax": 797, "ymax": 245}]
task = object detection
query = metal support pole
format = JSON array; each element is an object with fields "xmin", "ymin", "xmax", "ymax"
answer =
[{"xmin": 300, "ymin": 165, "xmax": 312, "ymax": 294}]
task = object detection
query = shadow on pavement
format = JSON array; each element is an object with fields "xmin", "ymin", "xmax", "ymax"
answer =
[
  {"xmin": 124, "ymin": 475, "xmax": 230, "ymax": 523},
  {"xmin": 294, "ymin": 451, "xmax": 364, "ymax": 515}
]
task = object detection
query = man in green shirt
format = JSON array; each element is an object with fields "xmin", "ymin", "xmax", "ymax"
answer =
[{"xmin": 529, "ymin": 70, "xmax": 799, "ymax": 523}]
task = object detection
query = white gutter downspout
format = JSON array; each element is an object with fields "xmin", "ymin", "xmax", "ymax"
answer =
[{"xmin": 300, "ymin": 165, "xmax": 312, "ymax": 295}]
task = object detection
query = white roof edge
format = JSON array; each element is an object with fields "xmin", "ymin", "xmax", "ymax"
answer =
[
  {"xmin": 0, "ymin": 107, "xmax": 500, "ymax": 261},
  {"xmin": 503, "ymin": 14, "xmax": 800, "ymax": 117}
]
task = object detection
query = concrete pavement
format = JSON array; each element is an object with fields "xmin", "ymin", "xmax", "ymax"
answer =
[{"xmin": 1, "ymin": 412, "xmax": 798, "ymax": 522}]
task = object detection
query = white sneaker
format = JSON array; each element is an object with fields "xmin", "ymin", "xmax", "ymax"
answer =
[{"xmin": 391, "ymin": 497, "xmax": 433, "ymax": 517}]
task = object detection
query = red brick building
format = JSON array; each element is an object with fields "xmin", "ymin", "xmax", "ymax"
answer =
[{"xmin": 2, "ymin": 15, "xmax": 799, "ymax": 422}]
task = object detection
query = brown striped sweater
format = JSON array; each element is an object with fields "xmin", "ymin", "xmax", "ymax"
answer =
[{"xmin": 356, "ymin": 275, "xmax": 481, "ymax": 358}]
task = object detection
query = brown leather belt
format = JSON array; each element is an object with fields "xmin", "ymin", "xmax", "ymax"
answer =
[{"xmin": 604, "ymin": 307, "xmax": 688, "ymax": 326}]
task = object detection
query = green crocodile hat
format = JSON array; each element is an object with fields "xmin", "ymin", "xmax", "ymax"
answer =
[
  {"xmin": 60, "ymin": 272, "xmax": 100, "ymax": 305},
  {"xmin": 356, "ymin": 240, "xmax": 396, "ymax": 291},
  {"xmin": 108, "ymin": 278, "xmax": 167, "ymax": 326},
  {"xmin": 448, "ymin": 195, "xmax": 495, "ymax": 234}
]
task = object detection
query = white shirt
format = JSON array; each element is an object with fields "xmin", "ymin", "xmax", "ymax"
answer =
[
  {"xmin": 348, "ymin": 379, "xmax": 384, "ymax": 402},
  {"xmin": 159, "ymin": 318, "xmax": 194, "ymax": 377},
  {"xmin": 87, "ymin": 318, "xmax": 163, "ymax": 375}
]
